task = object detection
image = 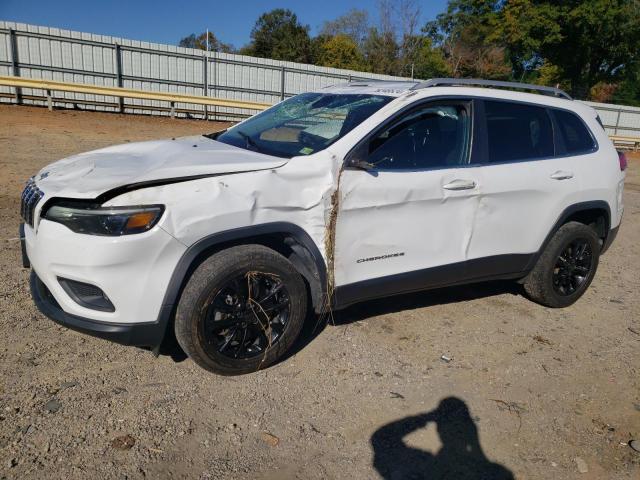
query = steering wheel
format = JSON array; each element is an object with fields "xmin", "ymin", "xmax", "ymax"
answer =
[{"xmin": 298, "ymin": 130, "xmax": 326, "ymax": 151}]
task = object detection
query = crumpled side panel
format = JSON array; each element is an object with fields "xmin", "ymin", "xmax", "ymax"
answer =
[{"xmin": 107, "ymin": 152, "xmax": 342, "ymax": 275}]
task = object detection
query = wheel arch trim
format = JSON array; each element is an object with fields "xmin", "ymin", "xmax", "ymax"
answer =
[
  {"xmin": 153, "ymin": 222, "xmax": 327, "ymax": 352},
  {"xmin": 527, "ymin": 200, "xmax": 612, "ymax": 271}
]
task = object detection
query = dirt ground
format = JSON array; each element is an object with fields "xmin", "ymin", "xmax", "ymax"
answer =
[{"xmin": 0, "ymin": 105, "xmax": 639, "ymax": 480}]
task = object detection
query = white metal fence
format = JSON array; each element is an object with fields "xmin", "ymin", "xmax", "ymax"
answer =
[
  {"xmin": 579, "ymin": 100, "xmax": 640, "ymax": 137},
  {"xmin": 0, "ymin": 21, "xmax": 405, "ymax": 120},
  {"xmin": 1, "ymin": 20, "xmax": 639, "ymax": 137}
]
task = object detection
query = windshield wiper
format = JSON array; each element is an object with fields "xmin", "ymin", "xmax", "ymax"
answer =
[
  {"xmin": 236, "ymin": 129, "xmax": 260, "ymax": 152},
  {"xmin": 203, "ymin": 129, "xmax": 226, "ymax": 140}
]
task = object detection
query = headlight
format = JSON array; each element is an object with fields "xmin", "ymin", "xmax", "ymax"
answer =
[{"xmin": 43, "ymin": 204, "xmax": 164, "ymax": 236}]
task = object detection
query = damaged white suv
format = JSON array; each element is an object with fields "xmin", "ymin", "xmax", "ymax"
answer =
[{"xmin": 22, "ymin": 78, "xmax": 625, "ymax": 375}]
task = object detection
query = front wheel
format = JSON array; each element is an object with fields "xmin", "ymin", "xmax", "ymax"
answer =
[
  {"xmin": 523, "ymin": 221, "xmax": 601, "ymax": 308},
  {"xmin": 175, "ymin": 245, "xmax": 307, "ymax": 375}
]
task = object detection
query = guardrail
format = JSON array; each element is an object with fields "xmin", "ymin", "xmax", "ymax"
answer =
[
  {"xmin": 0, "ymin": 75, "xmax": 271, "ymax": 117},
  {"xmin": 2, "ymin": 75, "xmax": 640, "ymax": 151},
  {"xmin": 585, "ymin": 103, "xmax": 640, "ymax": 136},
  {"xmin": 610, "ymin": 135, "xmax": 640, "ymax": 152}
]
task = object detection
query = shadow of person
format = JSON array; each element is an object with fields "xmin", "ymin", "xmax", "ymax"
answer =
[{"xmin": 371, "ymin": 397, "xmax": 514, "ymax": 480}]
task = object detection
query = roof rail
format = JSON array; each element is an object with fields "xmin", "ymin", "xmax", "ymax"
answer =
[{"xmin": 412, "ymin": 78, "xmax": 572, "ymax": 100}]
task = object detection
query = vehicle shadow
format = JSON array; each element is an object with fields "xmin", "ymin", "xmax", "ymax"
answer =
[
  {"xmin": 283, "ymin": 280, "xmax": 521, "ymax": 363},
  {"xmin": 371, "ymin": 397, "xmax": 514, "ymax": 480},
  {"xmin": 333, "ymin": 280, "xmax": 521, "ymax": 326},
  {"xmin": 161, "ymin": 280, "xmax": 521, "ymax": 364}
]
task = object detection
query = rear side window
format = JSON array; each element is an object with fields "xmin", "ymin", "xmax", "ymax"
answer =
[
  {"xmin": 553, "ymin": 109, "xmax": 596, "ymax": 154},
  {"xmin": 484, "ymin": 100, "xmax": 554, "ymax": 163}
]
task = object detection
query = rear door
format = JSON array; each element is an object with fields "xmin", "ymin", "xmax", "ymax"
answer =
[{"xmin": 465, "ymin": 99, "xmax": 580, "ymax": 266}]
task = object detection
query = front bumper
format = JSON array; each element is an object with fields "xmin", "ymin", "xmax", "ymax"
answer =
[
  {"xmin": 24, "ymin": 218, "xmax": 186, "ymax": 324},
  {"xmin": 30, "ymin": 270, "xmax": 166, "ymax": 348},
  {"xmin": 23, "ymin": 216, "xmax": 187, "ymax": 351},
  {"xmin": 20, "ymin": 223, "xmax": 29, "ymax": 268}
]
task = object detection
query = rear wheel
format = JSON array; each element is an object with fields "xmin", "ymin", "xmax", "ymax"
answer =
[
  {"xmin": 175, "ymin": 245, "xmax": 307, "ymax": 375},
  {"xmin": 523, "ymin": 221, "xmax": 600, "ymax": 308}
]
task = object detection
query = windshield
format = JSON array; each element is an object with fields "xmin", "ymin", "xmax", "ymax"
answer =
[{"xmin": 212, "ymin": 93, "xmax": 392, "ymax": 158}]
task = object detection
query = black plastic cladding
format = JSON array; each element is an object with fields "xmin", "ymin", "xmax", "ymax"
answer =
[{"xmin": 150, "ymin": 222, "xmax": 328, "ymax": 353}]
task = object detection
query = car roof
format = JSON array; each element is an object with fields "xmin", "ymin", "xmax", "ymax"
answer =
[
  {"xmin": 317, "ymin": 79, "xmax": 596, "ymax": 119},
  {"xmin": 319, "ymin": 78, "xmax": 572, "ymax": 102}
]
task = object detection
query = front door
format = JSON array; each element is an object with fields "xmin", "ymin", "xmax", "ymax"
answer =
[{"xmin": 334, "ymin": 100, "xmax": 478, "ymax": 304}]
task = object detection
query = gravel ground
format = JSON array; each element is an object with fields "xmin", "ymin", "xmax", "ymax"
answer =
[{"xmin": 0, "ymin": 105, "xmax": 639, "ymax": 480}]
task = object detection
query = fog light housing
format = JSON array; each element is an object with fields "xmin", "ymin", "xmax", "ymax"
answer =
[{"xmin": 58, "ymin": 277, "xmax": 115, "ymax": 312}]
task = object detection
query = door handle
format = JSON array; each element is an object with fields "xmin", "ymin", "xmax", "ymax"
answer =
[
  {"xmin": 550, "ymin": 170, "xmax": 574, "ymax": 180},
  {"xmin": 443, "ymin": 179, "xmax": 477, "ymax": 190}
]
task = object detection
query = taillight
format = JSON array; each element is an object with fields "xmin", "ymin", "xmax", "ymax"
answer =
[{"xmin": 617, "ymin": 150, "xmax": 628, "ymax": 171}]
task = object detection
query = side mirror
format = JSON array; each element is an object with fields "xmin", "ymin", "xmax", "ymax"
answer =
[
  {"xmin": 350, "ymin": 159, "xmax": 375, "ymax": 171},
  {"xmin": 346, "ymin": 144, "xmax": 374, "ymax": 171}
]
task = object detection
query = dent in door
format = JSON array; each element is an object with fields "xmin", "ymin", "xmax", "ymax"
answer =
[{"xmin": 333, "ymin": 169, "xmax": 479, "ymax": 286}]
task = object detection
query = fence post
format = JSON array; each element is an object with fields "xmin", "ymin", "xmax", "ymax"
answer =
[
  {"xmin": 280, "ymin": 66, "xmax": 286, "ymax": 101},
  {"xmin": 202, "ymin": 54, "xmax": 208, "ymax": 120},
  {"xmin": 114, "ymin": 43, "xmax": 124, "ymax": 113},
  {"xmin": 9, "ymin": 29, "xmax": 22, "ymax": 105},
  {"xmin": 211, "ymin": 54, "xmax": 217, "ymax": 120},
  {"xmin": 614, "ymin": 109, "xmax": 621, "ymax": 135}
]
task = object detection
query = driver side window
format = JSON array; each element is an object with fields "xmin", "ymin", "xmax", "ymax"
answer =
[{"xmin": 367, "ymin": 103, "xmax": 470, "ymax": 170}]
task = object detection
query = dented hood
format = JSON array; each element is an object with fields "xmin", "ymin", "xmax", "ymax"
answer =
[{"xmin": 34, "ymin": 135, "xmax": 288, "ymax": 199}]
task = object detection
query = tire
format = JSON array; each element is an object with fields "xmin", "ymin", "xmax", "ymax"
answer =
[
  {"xmin": 523, "ymin": 221, "xmax": 600, "ymax": 308},
  {"xmin": 175, "ymin": 244, "xmax": 307, "ymax": 375}
]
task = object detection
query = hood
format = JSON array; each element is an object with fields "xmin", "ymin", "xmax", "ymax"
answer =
[{"xmin": 34, "ymin": 135, "xmax": 288, "ymax": 199}]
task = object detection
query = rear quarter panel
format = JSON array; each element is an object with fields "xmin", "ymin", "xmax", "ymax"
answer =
[{"xmin": 572, "ymin": 104, "xmax": 625, "ymax": 229}]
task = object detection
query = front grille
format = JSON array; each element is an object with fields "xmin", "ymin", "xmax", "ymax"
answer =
[{"xmin": 20, "ymin": 179, "xmax": 44, "ymax": 227}]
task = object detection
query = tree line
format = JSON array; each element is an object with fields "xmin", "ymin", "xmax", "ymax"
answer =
[{"xmin": 179, "ymin": 0, "xmax": 640, "ymax": 105}]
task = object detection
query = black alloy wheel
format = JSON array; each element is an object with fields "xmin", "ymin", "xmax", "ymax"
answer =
[
  {"xmin": 523, "ymin": 221, "xmax": 601, "ymax": 308},
  {"xmin": 552, "ymin": 238, "xmax": 594, "ymax": 296},
  {"xmin": 175, "ymin": 244, "xmax": 307, "ymax": 375},
  {"xmin": 202, "ymin": 272, "xmax": 291, "ymax": 359}
]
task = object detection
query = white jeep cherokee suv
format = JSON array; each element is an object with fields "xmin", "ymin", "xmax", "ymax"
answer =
[{"xmin": 21, "ymin": 78, "xmax": 625, "ymax": 375}]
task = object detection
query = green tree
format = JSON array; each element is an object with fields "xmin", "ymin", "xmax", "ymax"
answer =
[
  {"xmin": 496, "ymin": 0, "xmax": 561, "ymax": 80},
  {"xmin": 178, "ymin": 32, "xmax": 233, "ymax": 53},
  {"xmin": 362, "ymin": 27, "xmax": 399, "ymax": 75},
  {"xmin": 411, "ymin": 36, "xmax": 452, "ymax": 79},
  {"xmin": 396, "ymin": 0, "xmax": 425, "ymax": 78},
  {"xmin": 533, "ymin": 59, "xmax": 567, "ymax": 90},
  {"xmin": 499, "ymin": 0, "xmax": 640, "ymax": 98},
  {"xmin": 320, "ymin": 9, "xmax": 369, "ymax": 48},
  {"xmin": 316, "ymin": 34, "xmax": 366, "ymax": 70},
  {"xmin": 425, "ymin": 0, "xmax": 511, "ymax": 79},
  {"xmin": 611, "ymin": 62, "xmax": 640, "ymax": 106},
  {"xmin": 242, "ymin": 9, "xmax": 312, "ymax": 63}
]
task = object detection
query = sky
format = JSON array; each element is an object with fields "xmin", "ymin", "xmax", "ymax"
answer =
[{"xmin": 0, "ymin": 0, "xmax": 448, "ymax": 48}]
